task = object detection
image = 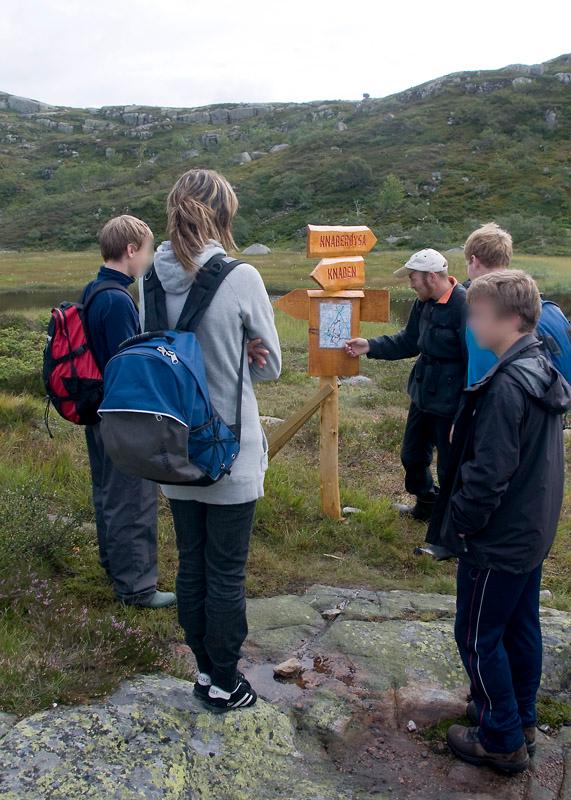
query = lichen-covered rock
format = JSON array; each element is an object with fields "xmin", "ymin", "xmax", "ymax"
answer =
[
  {"xmin": 0, "ymin": 674, "xmax": 350, "ymax": 800},
  {"xmin": 246, "ymin": 594, "xmax": 324, "ymax": 655},
  {"xmin": 319, "ymin": 618, "xmax": 466, "ymax": 692}
]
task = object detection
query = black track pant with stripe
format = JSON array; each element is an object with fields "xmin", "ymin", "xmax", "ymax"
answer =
[{"xmin": 454, "ymin": 559, "xmax": 543, "ymax": 754}]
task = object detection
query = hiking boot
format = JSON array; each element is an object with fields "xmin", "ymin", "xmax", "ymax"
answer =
[
  {"xmin": 123, "ymin": 590, "xmax": 177, "ymax": 609},
  {"xmin": 393, "ymin": 497, "xmax": 436, "ymax": 522},
  {"xmin": 193, "ymin": 672, "xmax": 212, "ymax": 701},
  {"xmin": 466, "ymin": 701, "xmax": 537, "ymax": 756},
  {"xmin": 202, "ymin": 672, "xmax": 257, "ymax": 714},
  {"xmin": 447, "ymin": 724, "xmax": 529, "ymax": 774},
  {"xmin": 413, "ymin": 543, "xmax": 455, "ymax": 560}
]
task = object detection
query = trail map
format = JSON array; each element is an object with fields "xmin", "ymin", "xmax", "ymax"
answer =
[{"xmin": 319, "ymin": 301, "xmax": 352, "ymax": 349}]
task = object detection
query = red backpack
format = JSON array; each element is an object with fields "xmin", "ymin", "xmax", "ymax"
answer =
[{"xmin": 43, "ymin": 281, "xmax": 132, "ymax": 432}]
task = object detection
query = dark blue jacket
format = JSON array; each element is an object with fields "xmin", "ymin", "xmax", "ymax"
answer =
[
  {"xmin": 366, "ymin": 282, "xmax": 468, "ymax": 418},
  {"xmin": 427, "ymin": 335, "xmax": 571, "ymax": 572},
  {"xmin": 82, "ymin": 266, "xmax": 139, "ymax": 371}
]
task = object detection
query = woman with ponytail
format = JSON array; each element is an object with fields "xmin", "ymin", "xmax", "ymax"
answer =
[{"xmin": 139, "ymin": 169, "xmax": 281, "ymax": 712}]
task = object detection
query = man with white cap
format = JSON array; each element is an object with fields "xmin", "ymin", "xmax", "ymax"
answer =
[{"xmin": 346, "ymin": 249, "xmax": 467, "ymax": 522}]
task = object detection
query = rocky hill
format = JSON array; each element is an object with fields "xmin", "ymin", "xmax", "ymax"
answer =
[{"xmin": 1, "ymin": 54, "xmax": 570, "ymax": 252}]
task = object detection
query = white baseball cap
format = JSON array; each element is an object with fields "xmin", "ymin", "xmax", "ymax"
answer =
[{"xmin": 393, "ymin": 248, "xmax": 448, "ymax": 278}]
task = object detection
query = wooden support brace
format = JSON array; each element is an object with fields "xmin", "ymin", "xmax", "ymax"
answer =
[{"xmin": 267, "ymin": 381, "xmax": 335, "ymax": 461}]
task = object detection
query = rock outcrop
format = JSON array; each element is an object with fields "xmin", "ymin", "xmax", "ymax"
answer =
[{"xmin": 1, "ymin": 586, "xmax": 570, "ymax": 799}]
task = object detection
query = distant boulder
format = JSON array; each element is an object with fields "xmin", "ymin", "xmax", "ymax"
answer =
[
  {"xmin": 512, "ymin": 77, "xmax": 533, "ymax": 89},
  {"xmin": 251, "ymin": 151, "xmax": 268, "ymax": 160},
  {"xmin": 228, "ymin": 106, "xmax": 256, "ymax": 122},
  {"xmin": 545, "ymin": 109, "xmax": 557, "ymax": 129},
  {"xmin": 243, "ymin": 243, "xmax": 271, "ymax": 255},
  {"xmin": 232, "ymin": 151, "xmax": 252, "ymax": 164},
  {"xmin": 555, "ymin": 72, "xmax": 571, "ymax": 84},
  {"xmin": 7, "ymin": 94, "xmax": 53, "ymax": 114},
  {"xmin": 201, "ymin": 132, "xmax": 220, "ymax": 149},
  {"xmin": 270, "ymin": 143, "xmax": 290, "ymax": 153},
  {"xmin": 336, "ymin": 121, "xmax": 348, "ymax": 132}
]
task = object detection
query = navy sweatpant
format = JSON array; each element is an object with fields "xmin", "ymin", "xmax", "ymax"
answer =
[{"xmin": 455, "ymin": 560, "xmax": 543, "ymax": 753}]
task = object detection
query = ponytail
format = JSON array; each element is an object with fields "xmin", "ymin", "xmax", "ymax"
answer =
[{"xmin": 166, "ymin": 169, "xmax": 238, "ymax": 271}]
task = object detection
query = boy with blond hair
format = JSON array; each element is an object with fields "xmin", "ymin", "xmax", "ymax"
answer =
[
  {"xmin": 83, "ymin": 215, "xmax": 175, "ymax": 608},
  {"xmin": 464, "ymin": 222, "xmax": 571, "ymax": 384},
  {"xmin": 428, "ymin": 270, "xmax": 570, "ymax": 772}
]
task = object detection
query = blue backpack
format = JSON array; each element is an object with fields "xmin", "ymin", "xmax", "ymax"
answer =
[
  {"xmin": 537, "ymin": 299, "xmax": 571, "ymax": 383},
  {"xmin": 98, "ymin": 256, "xmax": 245, "ymax": 486}
]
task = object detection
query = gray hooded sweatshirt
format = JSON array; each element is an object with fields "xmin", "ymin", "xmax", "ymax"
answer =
[{"xmin": 139, "ymin": 240, "xmax": 281, "ymax": 505}]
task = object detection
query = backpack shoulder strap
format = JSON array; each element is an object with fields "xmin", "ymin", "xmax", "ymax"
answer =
[
  {"xmin": 177, "ymin": 255, "xmax": 246, "ymax": 440},
  {"xmin": 175, "ymin": 255, "xmax": 244, "ymax": 333},
  {"xmin": 142, "ymin": 265, "xmax": 168, "ymax": 331},
  {"xmin": 83, "ymin": 280, "xmax": 135, "ymax": 311}
]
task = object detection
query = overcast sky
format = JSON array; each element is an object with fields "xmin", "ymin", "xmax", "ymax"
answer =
[{"xmin": 1, "ymin": 0, "xmax": 570, "ymax": 109}]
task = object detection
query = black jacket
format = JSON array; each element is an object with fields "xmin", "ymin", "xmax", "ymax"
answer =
[
  {"xmin": 367, "ymin": 283, "xmax": 467, "ymax": 418},
  {"xmin": 427, "ymin": 335, "xmax": 571, "ymax": 573}
]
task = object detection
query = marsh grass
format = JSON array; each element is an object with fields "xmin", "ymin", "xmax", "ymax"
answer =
[{"xmin": 1, "ymin": 248, "xmax": 571, "ymax": 298}]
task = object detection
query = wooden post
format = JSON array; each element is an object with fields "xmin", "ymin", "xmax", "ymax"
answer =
[{"xmin": 319, "ymin": 376, "xmax": 341, "ymax": 520}]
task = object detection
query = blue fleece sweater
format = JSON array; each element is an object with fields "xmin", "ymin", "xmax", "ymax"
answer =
[
  {"xmin": 466, "ymin": 326, "xmax": 497, "ymax": 386},
  {"xmin": 83, "ymin": 266, "xmax": 139, "ymax": 370}
]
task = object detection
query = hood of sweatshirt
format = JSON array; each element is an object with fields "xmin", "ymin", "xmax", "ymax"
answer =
[
  {"xmin": 153, "ymin": 239, "xmax": 226, "ymax": 295},
  {"xmin": 506, "ymin": 356, "xmax": 571, "ymax": 414}
]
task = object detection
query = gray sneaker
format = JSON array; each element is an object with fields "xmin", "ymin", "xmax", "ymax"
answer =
[{"xmin": 123, "ymin": 591, "xmax": 177, "ymax": 609}]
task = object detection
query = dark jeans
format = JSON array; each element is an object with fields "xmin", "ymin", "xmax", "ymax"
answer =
[
  {"xmin": 400, "ymin": 401, "xmax": 452, "ymax": 498},
  {"xmin": 455, "ymin": 560, "xmax": 543, "ymax": 753},
  {"xmin": 85, "ymin": 423, "xmax": 158, "ymax": 602},
  {"xmin": 169, "ymin": 498, "xmax": 257, "ymax": 692}
]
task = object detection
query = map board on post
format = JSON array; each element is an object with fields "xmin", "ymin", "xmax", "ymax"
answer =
[{"xmin": 308, "ymin": 290, "xmax": 362, "ymax": 377}]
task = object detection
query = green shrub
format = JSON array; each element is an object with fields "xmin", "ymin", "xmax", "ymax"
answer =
[{"xmin": 0, "ymin": 481, "xmax": 90, "ymax": 572}]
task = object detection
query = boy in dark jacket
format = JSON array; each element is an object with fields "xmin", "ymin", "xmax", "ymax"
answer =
[
  {"xmin": 83, "ymin": 215, "xmax": 175, "ymax": 609},
  {"xmin": 346, "ymin": 249, "xmax": 467, "ymax": 521},
  {"xmin": 427, "ymin": 270, "xmax": 571, "ymax": 774}
]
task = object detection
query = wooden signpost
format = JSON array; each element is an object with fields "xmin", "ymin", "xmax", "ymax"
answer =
[{"xmin": 270, "ymin": 224, "xmax": 391, "ymax": 520}]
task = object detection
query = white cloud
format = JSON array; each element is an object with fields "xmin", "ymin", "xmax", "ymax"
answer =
[{"xmin": 1, "ymin": 0, "xmax": 570, "ymax": 107}]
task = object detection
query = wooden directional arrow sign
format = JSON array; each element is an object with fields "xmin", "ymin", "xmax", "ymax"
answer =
[
  {"xmin": 310, "ymin": 256, "xmax": 365, "ymax": 292},
  {"xmin": 273, "ymin": 289, "xmax": 309, "ymax": 320},
  {"xmin": 306, "ymin": 224, "xmax": 377, "ymax": 258}
]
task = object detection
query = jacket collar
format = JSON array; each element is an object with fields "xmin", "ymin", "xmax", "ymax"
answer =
[
  {"xmin": 436, "ymin": 276, "xmax": 458, "ymax": 305},
  {"xmin": 467, "ymin": 333, "xmax": 541, "ymax": 393},
  {"xmin": 97, "ymin": 265, "xmax": 134, "ymax": 287}
]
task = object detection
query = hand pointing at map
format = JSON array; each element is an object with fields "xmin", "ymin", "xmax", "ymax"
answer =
[{"xmin": 345, "ymin": 338, "xmax": 370, "ymax": 357}]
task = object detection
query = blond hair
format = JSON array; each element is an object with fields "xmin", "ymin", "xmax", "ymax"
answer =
[
  {"xmin": 464, "ymin": 222, "xmax": 513, "ymax": 268},
  {"xmin": 99, "ymin": 215, "xmax": 153, "ymax": 262},
  {"xmin": 467, "ymin": 270, "xmax": 541, "ymax": 333},
  {"xmin": 167, "ymin": 169, "xmax": 238, "ymax": 271}
]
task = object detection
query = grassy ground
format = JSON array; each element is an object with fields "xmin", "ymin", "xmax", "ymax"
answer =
[{"xmin": 0, "ymin": 250, "xmax": 570, "ymax": 717}]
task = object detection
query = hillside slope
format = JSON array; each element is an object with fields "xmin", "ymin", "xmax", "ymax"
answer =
[{"xmin": 1, "ymin": 54, "xmax": 570, "ymax": 253}]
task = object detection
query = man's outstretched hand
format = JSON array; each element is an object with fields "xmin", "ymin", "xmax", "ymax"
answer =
[
  {"xmin": 345, "ymin": 338, "xmax": 370, "ymax": 357},
  {"xmin": 247, "ymin": 338, "xmax": 270, "ymax": 368}
]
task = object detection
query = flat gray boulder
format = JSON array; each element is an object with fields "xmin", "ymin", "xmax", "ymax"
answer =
[{"xmin": 242, "ymin": 243, "xmax": 271, "ymax": 255}]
